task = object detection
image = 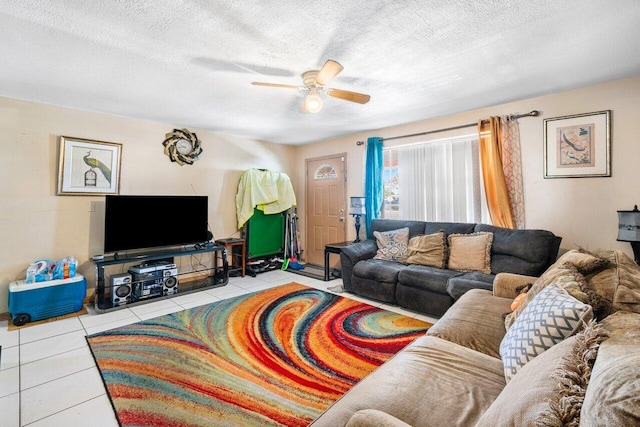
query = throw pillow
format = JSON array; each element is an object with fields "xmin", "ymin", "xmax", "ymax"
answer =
[
  {"xmin": 373, "ymin": 227, "xmax": 410, "ymax": 262},
  {"xmin": 476, "ymin": 320, "xmax": 608, "ymax": 427},
  {"xmin": 405, "ymin": 230, "xmax": 447, "ymax": 268},
  {"xmin": 500, "ymin": 283, "xmax": 593, "ymax": 383},
  {"xmin": 346, "ymin": 409, "xmax": 412, "ymax": 427},
  {"xmin": 539, "ymin": 319, "xmax": 609, "ymax": 425},
  {"xmin": 447, "ymin": 232, "xmax": 493, "ymax": 274}
]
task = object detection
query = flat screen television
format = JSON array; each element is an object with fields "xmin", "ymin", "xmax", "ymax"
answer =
[{"xmin": 104, "ymin": 195, "xmax": 209, "ymax": 254}]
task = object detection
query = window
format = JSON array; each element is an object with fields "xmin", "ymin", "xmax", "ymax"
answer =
[
  {"xmin": 382, "ymin": 134, "xmax": 489, "ymax": 223},
  {"xmin": 382, "ymin": 149, "xmax": 400, "ymax": 219},
  {"xmin": 313, "ymin": 164, "xmax": 337, "ymax": 180}
]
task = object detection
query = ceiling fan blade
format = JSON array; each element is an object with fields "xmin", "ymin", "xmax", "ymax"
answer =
[
  {"xmin": 314, "ymin": 60, "xmax": 344, "ymax": 86},
  {"xmin": 251, "ymin": 82, "xmax": 303, "ymax": 90},
  {"xmin": 326, "ymin": 88, "xmax": 371, "ymax": 104}
]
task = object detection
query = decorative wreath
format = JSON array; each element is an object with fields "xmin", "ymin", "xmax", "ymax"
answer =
[{"xmin": 162, "ymin": 128, "xmax": 203, "ymax": 166}]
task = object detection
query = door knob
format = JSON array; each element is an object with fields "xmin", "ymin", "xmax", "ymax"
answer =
[{"xmin": 339, "ymin": 217, "xmax": 345, "ymax": 222}]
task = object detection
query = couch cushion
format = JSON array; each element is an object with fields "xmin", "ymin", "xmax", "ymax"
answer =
[
  {"xmin": 397, "ymin": 264, "xmax": 461, "ymax": 294},
  {"xmin": 599, "ymin": 308, "xmax": 640, "ymax": 341},
  {"xmin": 423, "ymin": 221, "xmax": 476, "ymax": 237},
  {"xmin": 586, "ymin": 249, "xmax": 640, "ymax": 317},
  {"xmin": 500, "ymin": 283, "xmax": 593, "ymax": 382},
  {"xmin": 310, "ymin": 335, "xmax": 505, "ymax": 427},
  {"xmin": 374, "ymin": 227, "xmax": 410, "ymax": 262},
  {"xmin": 446, "ymin": 271, "xmax": 496, "ymax": 300},
  {"xmin": 352, "ymin": 276, "xmax": 397, "ymax": 303},
  {"xmin": 345, "ymin": 410, "xmax": 411, "ymax": 427},
  {"xmin": 395, "ymin": 283, "xmax": 455, "ymax": 317},
  {"xmin": 474, "ymin": 223, "xmax": 561, "ymax": 276},
  {"xmin": 448, "ymin": 232, "xmax": 493, "ymax": 274},
  {"xmin": 406, "ymin": 231, "xmax": 447, "ymax": 268},
  {"xmin": 580, "ymin": 311, "xmax": 640, "ymax": 426},
  {"xmin": 353, "ymin": 258, "xmax": 405, "ymax": 283},
  {"xmin": 477, "ymin": 320, "xmax": 608, "ymax": 427},
  {"xmin": 427, "ymin": 289, "xmax": 511, "ymax": 358},
  {"xmin": 353, "ymin": 258, "xmax": 405, "ymax": 303}
]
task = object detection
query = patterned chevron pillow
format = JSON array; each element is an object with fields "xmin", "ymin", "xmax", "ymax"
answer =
[{"xmin": 500, "ymin": 283, "xmax": 593, "ymax": 382}]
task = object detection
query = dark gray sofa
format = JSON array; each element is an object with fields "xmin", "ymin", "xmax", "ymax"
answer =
[{"xmin": 339, "ymin": 219, "xmax": 561, "ymax": 317}]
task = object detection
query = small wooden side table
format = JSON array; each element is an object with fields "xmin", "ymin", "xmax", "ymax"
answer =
[
  {"xmin": 324, "ymin": 241, "xmax": 353, "ymax": 281},
  {"xmin": 215, "ymin": 238, "xmax": 246, "ymax": 277}
]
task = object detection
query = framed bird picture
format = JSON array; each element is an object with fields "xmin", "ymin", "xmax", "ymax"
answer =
[
  {"xmin": 543, "ymin": 110, "xmax": 611, "ymax": 178},
  {"xmin": 57, "ymin": 136, "xmax": 122, "ymax": 195}
]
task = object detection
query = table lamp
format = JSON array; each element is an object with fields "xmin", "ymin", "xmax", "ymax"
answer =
[
  {"xmin": 617, "ymin": 205, "xmax": 640, "ymax": 264},
  {"xmin": 349, "ymin": 196, "xmax": 366, "ymax": 242}
]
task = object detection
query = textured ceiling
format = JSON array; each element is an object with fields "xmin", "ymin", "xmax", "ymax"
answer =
[{"xmin": 1, "ymin": 1, "xmax": 639, "ymax": 145}]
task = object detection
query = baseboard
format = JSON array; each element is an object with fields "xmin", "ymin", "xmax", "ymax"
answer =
[{"xmin": 0, "ymin": 312, "xmax": 10, "ymax": 322}]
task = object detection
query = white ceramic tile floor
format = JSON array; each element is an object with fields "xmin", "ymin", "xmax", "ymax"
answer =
[{"xmin": 0, "ymin": 270, "xmax": 439, "ymax": 426}]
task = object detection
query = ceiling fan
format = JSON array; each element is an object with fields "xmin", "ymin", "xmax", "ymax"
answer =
[{"xmin": 251, "ymin": 59, "xmax": 371, "ymax": 113}]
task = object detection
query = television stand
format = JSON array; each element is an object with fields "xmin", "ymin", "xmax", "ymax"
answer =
[{"xmin": 92, "ymin": 245, "xmax": 228, "ymax": 313}]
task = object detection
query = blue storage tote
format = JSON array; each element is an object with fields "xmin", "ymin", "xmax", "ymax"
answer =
[{"xmin": 8, "ymin": 275, "xmax": 86, "ymax": 326}]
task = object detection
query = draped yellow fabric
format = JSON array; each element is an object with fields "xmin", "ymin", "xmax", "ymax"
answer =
[
  {"xmin": 478, "ymin": 117, "xmax": 515, "ymax": 229},
  {"xmin": 235, "ymin": 169, "xmax": 297, "ymax": 229}
]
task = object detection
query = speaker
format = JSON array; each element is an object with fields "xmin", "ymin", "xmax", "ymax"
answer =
[
  {"xmin": 111, "ymin": 273, "xmax": 132, "ymax": 306},
  {"xmin": 162, "ymin": 268, "xmax": 179, "ymax": 296}
]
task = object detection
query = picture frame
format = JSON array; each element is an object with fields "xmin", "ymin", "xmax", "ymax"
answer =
[
  {"xmin": 57, "ymin": 136, "xmax": 122, "ymax": 195},
  {"xmin": 543, "ymin": 110, "xmax": 611, "ymax": 178}
]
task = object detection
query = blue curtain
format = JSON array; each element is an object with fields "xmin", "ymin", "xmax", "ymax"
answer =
[{"xmin": 364, "ymin": 136, "xmax": 384, "ymax": 238}]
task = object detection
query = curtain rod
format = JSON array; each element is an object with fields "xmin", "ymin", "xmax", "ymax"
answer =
[{"xmin": 355, "ymin": 110, "xmax": 539, "ymax": 145}]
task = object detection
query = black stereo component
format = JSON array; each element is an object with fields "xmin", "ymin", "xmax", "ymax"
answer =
[
  {"xmin": 131, "ymin": 270, "xmax": 164, "ymax": 301},
  {"xmin": 128, "ymin": 261, "xmax": 179, "ymax": 301}
]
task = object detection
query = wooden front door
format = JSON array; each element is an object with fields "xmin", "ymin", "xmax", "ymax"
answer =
[{"xmin": 305, "ymin": 154, "xmax": 347, "ymax": 266}]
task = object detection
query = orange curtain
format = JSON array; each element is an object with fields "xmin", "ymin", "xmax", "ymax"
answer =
[{"xmin": 478, "ymin": 116, "xmax": 515, "ymax": 229}]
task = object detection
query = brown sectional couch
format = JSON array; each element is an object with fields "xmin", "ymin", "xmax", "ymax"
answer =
[{"xmin": 311, "ymin": 249, "xmax": 640, "ymax": 426}]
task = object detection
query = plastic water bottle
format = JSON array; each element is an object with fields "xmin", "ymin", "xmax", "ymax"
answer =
[
  {"xmin": 68, "ymin": 257, "xmax": 77, "ymax": 278},
  {"xmin": 26, "ymin": 263, "xmax": 37, "ymax": 284}
]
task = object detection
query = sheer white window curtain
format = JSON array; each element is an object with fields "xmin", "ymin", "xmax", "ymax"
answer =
[{"xmin": 389, "ymin": 135, "xmax": 488, "ymax": 223}]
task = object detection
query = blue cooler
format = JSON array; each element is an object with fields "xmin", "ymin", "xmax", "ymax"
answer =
[{"xmin": 8, "ymin": 275, "xmax": 86, "ymax": 326}]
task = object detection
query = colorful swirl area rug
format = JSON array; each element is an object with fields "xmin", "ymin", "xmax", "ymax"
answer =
[{"xmin": 86, "ymin": 283, "xmax": 431, "ymax": 427}]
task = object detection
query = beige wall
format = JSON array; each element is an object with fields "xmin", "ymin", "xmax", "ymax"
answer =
[
  {"xmin": 2, "ymin": 75, "xmax": 639, "ymax": 314},
  {"xmin": 0, "ymin": 97, "xmax": 296, "ymax": 313},
  {"xmin": 293, "ymin": 75, "xmax": 640, "ymax": 261}
]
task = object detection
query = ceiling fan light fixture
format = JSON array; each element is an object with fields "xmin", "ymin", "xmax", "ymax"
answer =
[
  {"xmin": 303, "ymin": 87, "xmax": 323, "ymax": 113},
  {"xmin": 252, "ymin": 59, "xmax": 370, "ymax": 113}
]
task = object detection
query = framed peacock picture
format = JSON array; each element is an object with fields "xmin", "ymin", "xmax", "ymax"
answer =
[{"xmin": 57, "ymin": 136, "xmax": 122, "ymax": 195}]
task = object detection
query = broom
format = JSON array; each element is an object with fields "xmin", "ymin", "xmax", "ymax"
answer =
[
  {"xmin": 287, "ymin": 212, "xmax": 304, "ymax": 270},
  {"xmin": 281, "ymin": 212, "xmax": 290, "ymax": 271}
]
